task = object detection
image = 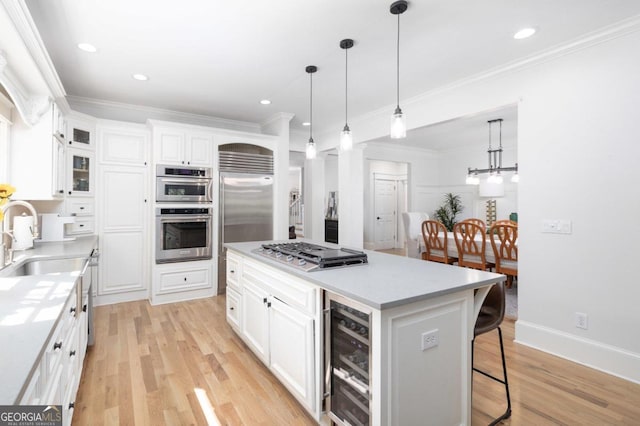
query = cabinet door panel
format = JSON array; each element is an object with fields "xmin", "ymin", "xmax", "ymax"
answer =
[
  {"xmin": 99, "ymin": 165, "xmax": 148, "ymax": 295},
  {"xmin": 187, "ymin": 134, "xmax": 213, "ymax": 166},
  {"xmin": 158, "ymin": 132, "xmax": 185, "ymax": 164},
  {"xmin": 101, "ymin": 167, "xmax": 146, "ymax": 231},
  {"xmin": 241, "ymin": 281, "xmax": 269, "ymax": 364},
  {"xmin": 100, "ymin": 232, "xmax": 146, "ymax": 294},
  {"xmin": 269, "ymin": 297, "xmax": 315, "ymax": 411},
  {"xmin": 99, "ymin": 128, "xmax": 148, "ymax": 165}
]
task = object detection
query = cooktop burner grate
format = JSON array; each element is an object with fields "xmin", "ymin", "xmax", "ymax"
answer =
[{"xmin": 257, "ymin": 242, "xmax": 368, "ymax": 271}]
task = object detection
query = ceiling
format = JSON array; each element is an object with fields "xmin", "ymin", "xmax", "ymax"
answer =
[{"xmin": 25, "ymin": 0, "xmax": 640, "ymax": 145}]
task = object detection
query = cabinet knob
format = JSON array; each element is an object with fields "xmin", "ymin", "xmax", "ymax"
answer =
[
  {"xmin": 68, "ymin": 191, "xmax": 72, "ymax": 195},
  {"xmin": 267, "ymin": 302, "xmax": 271, "ymax": 308},
  {"xmin": 83, "ymin": 304, "xmax": 87, "ymax": 312},
  {"xmin": 79, "ymin": 224, "xmax": 85, "ymax": 228},
  {"xmin": 53, "ymin": 341, "xmax": 62, "ymax": 350},
  {"xmin": 80, "ymin": 206, "xmax": 85, "ymax": 210},
  {"xmin": 230, "ymin": 307, "xmax": 235, "ymax": 311},
  {"xmin": 60, "ymin": 133, "xmax": 64, "ymax": 138},
  {"xmin": 70, "ymin": 350, "xmax": 76, "ymax": 357},
  {"xmin": 187, "ymin": 161, "xmax": 190, "ymax": 165},
  {"xmin": 230, "ymin": 270, "xmax": 235, "ymax": 274},
  {"xmin": 68, "ymin": 141, "xmax": 72, "ymax": 145},
  {"xmin": 59, "ymin": 190, "xmax": 64, "ymax": 194},
  {"xmin": 68, "ymin": 402, "xmax": 74, "ymax": 410},
  {"xmin": 263, "ymin": 297, "xmax": 267, "ymax": 304},
  {"xmin": 181, "ymin": 161, "xmax": 185, "ymax": 164},
  {"xmin": 70, "ymin": 306, "xmax": 77, "ymax": 314},
  {"xmin": 184, "ymin": 277, "xmax": 187, "ymax": 281}
]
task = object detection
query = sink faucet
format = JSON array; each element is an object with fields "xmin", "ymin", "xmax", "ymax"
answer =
[{"xmin": 0, "ymin": 200, "xmax": 39, "ymax": 267}]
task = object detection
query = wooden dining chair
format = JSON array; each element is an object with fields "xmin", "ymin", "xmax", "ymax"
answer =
[
  {"xmin": 421, "ymin": 220, "xmax": 458, "ymax": 265},
  {"xmin": 489, "ymin": 222, "xmax": 518, "ymax": 287},
  {"xmin": 460, "ymin": 218, "xmax": 486, "ymax": 231},
  {"xmin": 453, "ymin": 221, "xmax": 495, "ymax": 271}
]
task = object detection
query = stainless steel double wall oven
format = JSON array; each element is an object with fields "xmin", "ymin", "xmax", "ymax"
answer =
[{"xmin": 155, "ymin": 165, "xmax": 213, "ymax": 263}]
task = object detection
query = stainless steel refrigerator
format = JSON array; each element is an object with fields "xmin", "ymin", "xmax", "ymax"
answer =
[{"xmin": 218, "ymin": 171, "xmax": 273, "ymax": 293}]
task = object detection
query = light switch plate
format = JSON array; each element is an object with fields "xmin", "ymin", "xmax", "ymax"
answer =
[{"xmin": 542, "ymin": 219, "xmax": 572, "ymax": 234}]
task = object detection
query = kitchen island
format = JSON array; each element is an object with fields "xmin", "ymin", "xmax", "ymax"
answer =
[{"xmin": 225, "ymin": 240, "xmax": 505, "ymax": 426}]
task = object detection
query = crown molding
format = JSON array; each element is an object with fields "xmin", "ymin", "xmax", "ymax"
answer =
[
  {"xmin": 1, "ymin": 0, "xmax": 69, "ymax": 113},
  {"xmin": 68, "ymin": 95, "xmax": 262, "ymax": 133},
  {"xmin": 261, "ymin": 112, "xmax": 295, "ymax": 128},
  {"xmin": 0, "ymin": 51, "xmax": 50, "ymax": 126}
]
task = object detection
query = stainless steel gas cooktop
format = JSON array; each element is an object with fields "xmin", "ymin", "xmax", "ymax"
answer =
[{"xmin": 254, "ymin": 242, "xmax": 368, "ymax": 272}]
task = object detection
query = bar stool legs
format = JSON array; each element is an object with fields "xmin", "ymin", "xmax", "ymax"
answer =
[{"xmin": 472, "ymin": 326, "xmax": 512, "ymax": 425}]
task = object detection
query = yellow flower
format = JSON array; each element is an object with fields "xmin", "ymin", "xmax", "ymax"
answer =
[
  {"xmin": 0, "ymin": 183, "xmax": 16, "ymax": 221},
  {"xmin": 0, "ymin": 183, "xmax": 15, "ymax": 200}
]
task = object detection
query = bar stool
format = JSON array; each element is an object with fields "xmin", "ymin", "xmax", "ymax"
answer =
[{"xmin": 473, "ymin": 282, "xmax": 512, "ymax": 425}]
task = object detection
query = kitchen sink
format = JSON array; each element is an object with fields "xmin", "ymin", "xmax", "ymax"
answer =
[{"xmin": 0, "ymin": 257, "xmax": 88, "ymax": 277}]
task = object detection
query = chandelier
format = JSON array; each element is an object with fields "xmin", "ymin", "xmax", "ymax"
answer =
[{"xmin": 466, "ymin": 118, "xmax": 518, "ymax": 185}]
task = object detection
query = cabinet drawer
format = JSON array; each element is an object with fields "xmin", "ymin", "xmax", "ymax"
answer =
[
  {"xmin": 67, "ymin": 199, "xmax": 94, "ymax": 216},
  {"xmin": 66, "ymin": 217, "xmax": 94, "ymax": 235},
  {"xmin": 226, "ymin": 287, "xmax": 241, "ymax": 330},
  {"xmin": 158, "ymin": 267, "xmax": 211, "ymax": 295},
  {"xmin": 226, "ymin": 252, "xmax": 241, "ymax": 291},
  {"xmin": 243, "ymin": 260, "xmax": 317, "ymax": 316}
]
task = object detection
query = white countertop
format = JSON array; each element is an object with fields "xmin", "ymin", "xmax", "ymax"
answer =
[
  {"xmin": 225, "ymin": 240, "xmax": 505, "ymax": 310},
  {"xmin": 0, "ymin": 235, "xmax": 98, "ymax": 404}
]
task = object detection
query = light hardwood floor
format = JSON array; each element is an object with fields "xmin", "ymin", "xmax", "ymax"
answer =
[{"xmin": 73, "ymin": 296, "xmax": 640, "ymax": 425}]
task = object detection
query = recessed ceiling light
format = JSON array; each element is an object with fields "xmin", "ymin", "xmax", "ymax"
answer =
[
  {"xmin": 132, "ymin": 73, "xmax": 149, "ymax": 81},
  {"xmin": 77, "ymin": 43, "xmax": 97, "ymax": 53},
  {"xmin": 302, "ymin": 122, "xmax": 311, "ymax": 126},
  {"xmin": 260, "ymin": 99, "xmax": 271, "ymax": 105},
  {"xmin": 514, "ymin": 28, "xmax": 536, "ymax": 40}
]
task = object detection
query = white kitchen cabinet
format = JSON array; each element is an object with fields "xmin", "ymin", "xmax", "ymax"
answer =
[
  {"xmin": 241, "ymin": 280, "xmax": 270, "ymax": 363},
  {"xmin": 154, "ymin": 128, "xmax": 213, "ymax": 166},
  {"xmin": 269, "ymin": 296, "xmax": 316, "ymax": 411},
  {"xmin": 66, "ymin": 116, "xmax": 95, "ymax": 150},
  {"xmin": 231, "ymin": 254, "xmax": 319, "ymax": 416},
  {"xmin": 97, "ymin": 165, "xmax": 149, "ymax": 298},
  {"xmin": 99, "ymin": 124, "xmax": 149, "ymax": 166},
  {"xmin": 155, "ymin": 262, "xmax": 211, "ymax": 295},
  {"xmin": 10, "ymin": 102, "xmax": 65, "ymax": 200},
  {"xmin": 226, "ymin": 286, "xmax": 241, "ymax": 331},
  {"xmin": 96, "ymin": 123, "xmax": 150, "ymax": 305},
  {"xmin": 66, "ymin": 148, "xmax": 94, "ymax": 197}
]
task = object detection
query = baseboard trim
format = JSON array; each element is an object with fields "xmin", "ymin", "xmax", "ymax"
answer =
[{"xmin": 515, "ymin": 320, "xmax": 640, "ymax": 385}]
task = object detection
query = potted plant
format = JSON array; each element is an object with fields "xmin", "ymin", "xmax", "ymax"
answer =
[{"xmin": 434, "ymin": 193, "xmax": 463, "ymax": 231}]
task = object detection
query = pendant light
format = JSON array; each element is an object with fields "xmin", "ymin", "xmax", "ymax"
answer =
[
  {"xmin": 340, "ymin": 39, "xmax": 354, "ymax": 151},
  {"xmin": 306, "ymin": 65, "xmax": 318, "ymax": 159},
  {"xmin": 466, "ymin": 118, "xmax": 518, "ymax": 187},
  {"xmin": 390, "ymin": 0, "xmax": 408, "ymax": 139}
]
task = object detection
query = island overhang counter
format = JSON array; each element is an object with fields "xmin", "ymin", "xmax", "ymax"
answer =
[{"xmin": 224, "ymin": 240, "xmax": 505, "ymax": 425}]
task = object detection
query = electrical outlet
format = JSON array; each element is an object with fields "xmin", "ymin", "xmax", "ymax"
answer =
[
  {"xmin": 575, "ymin": 312, "xmax": 588, "ymax": 330},
  {"xmin": 421, "ymin": 329, "xmax": 439, "ymax": 351}
]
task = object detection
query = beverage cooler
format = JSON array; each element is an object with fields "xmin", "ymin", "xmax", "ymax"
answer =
[{"xmin": 325, "ymin": 292, "xmax": 372, "ymax": 426}]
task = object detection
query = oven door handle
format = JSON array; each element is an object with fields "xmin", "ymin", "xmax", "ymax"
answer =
[
  {"xmin": 158, "ymin": 216, "xmax": 211, "ymax": 223},
  {"xmin": 157, "ymin": 177, "xmax": 210, "ymax": 185}
]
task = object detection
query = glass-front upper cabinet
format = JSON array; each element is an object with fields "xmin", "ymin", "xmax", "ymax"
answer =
[
  {"xmin": 66, "ymin": 117, "xmax": 94, "ymax": 149},
  {"xmin": 67, "ymin": 147, "xmax": 94, "ymax": 197}
]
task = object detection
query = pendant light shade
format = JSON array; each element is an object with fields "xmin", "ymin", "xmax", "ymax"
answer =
[
  {"xmin": 306, "ymin": 65, "xmax": 318, "ymax": 159},
  {"xmin": 340, "ymin": 39, "xmax": 354, "ymax": 151},
  {"xmin": 390, "ymin": 0, "xmax": 408, "ymax": 139}
]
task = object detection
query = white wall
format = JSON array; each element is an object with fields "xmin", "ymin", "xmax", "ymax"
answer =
[
  {"xmin": 325, "ymin": 154, "xmax": 339, "ymax": 195},
  {"xmin": 342, "ymin": 25, "xmax": 640, "ymax": 383}
]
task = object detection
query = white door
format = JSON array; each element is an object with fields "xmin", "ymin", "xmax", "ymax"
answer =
[
  {"xmin": 374, "ymin": 178, "xmax": 397, "ymax": 250},
  {"xmin": 269, "ymin": 297, "xmax": 315, "ymax": 412}
]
